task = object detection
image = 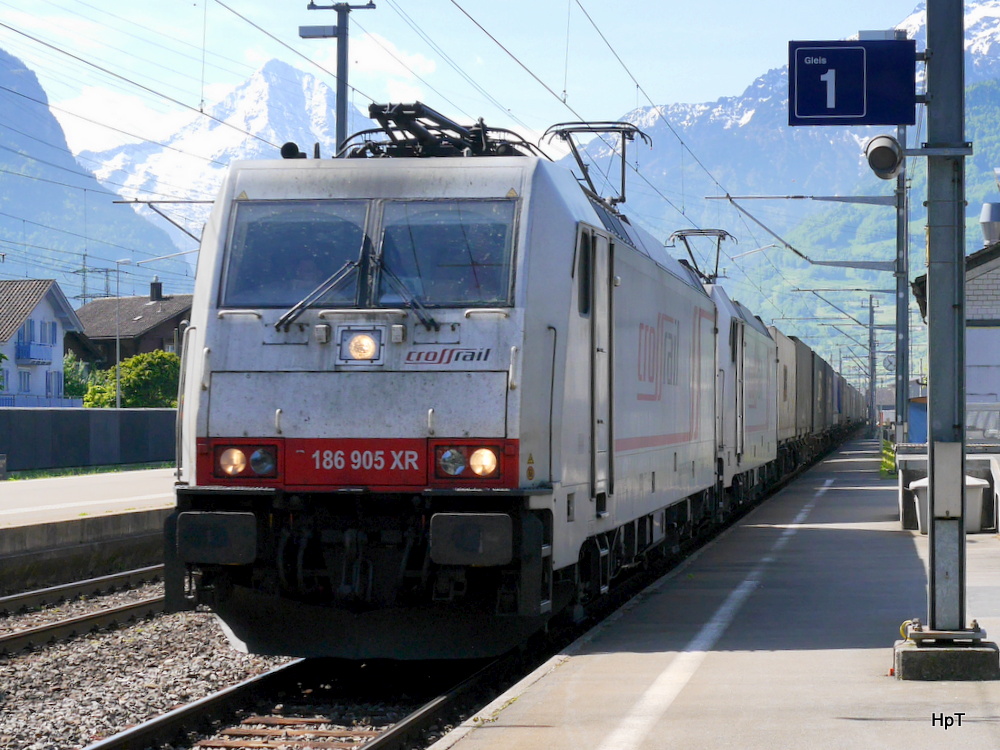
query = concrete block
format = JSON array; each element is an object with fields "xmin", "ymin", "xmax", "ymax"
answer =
[{"xmin": 894, "ymin": 639, "xmax": 1000, "ymax": 680}]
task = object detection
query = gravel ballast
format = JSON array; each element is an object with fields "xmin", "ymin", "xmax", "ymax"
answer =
[{"xmin": 0, "ymin": 608, "xmax": 289, "ymax": 750}]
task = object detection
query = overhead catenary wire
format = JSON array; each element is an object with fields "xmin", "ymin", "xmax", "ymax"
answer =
[
  {"xmin": 212, "ymin": 0, "xmax": 379, "ymax": 107},
  {"xmin": 0, "ymin": 1, "xmax": 830, "ymax": 331},
  {"xmin": 350, "ymin": 16, "xmax": 473, "ymax": 120},
  {"xmin": 0, "ymin": 19, "xmax": 281, "ymax": 151},
  {"xmin": 382, "ymin": 0, "xmax": 533, "ymax": 130},
  {"xmin": 0, "ymin": 83, "xmax": 231, "ymax": 173}
]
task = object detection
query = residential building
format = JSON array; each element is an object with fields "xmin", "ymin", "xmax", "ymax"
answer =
[
  {"xmin": 911, "ymin": 239, "xmax": 1000, "ymax": 441},
  {"xmin": 72, "ymin": 279, "xmax": 192, "ymax": 365},
  {"xmin": 0, "ymin": 279, "xmax": 84, "ymax": 407}
]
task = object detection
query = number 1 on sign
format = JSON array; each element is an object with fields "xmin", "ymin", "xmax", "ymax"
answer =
[{"xmin": 819, "ymin": 68, "xmax": 836, "ymax": 109}]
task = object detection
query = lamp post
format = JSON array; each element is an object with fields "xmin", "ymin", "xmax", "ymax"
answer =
[
  {"xmin": 114, "ymin": 258, "xmax": 132, "ymax": 409},
  {"xmin": 300, "ymin": 2, "xmax": 376, "ymax": 153},
  {"xmin": 111, "ymin": 248, "xmax": 200, "ymax": 409}
]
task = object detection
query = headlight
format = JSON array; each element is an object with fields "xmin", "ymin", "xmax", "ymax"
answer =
[
  {"xmin": 214, "ymin": 444, "xmax": 279, "ymax": 479},
  {"xmin": 434, "ymin": 444, "xmax": 504, "ymax": 480},
  {"xmin": 219, "ymin": 448, "xmax": 247, "ymax": 476},
  {"xmin": 469, "ymin": 448, "xmax": 498, "ymax": 477},
  {"xmin": 249, "ymin": 448, "xmax": 277, "ymax": 476},
  {"xmin": 348, "ymin": 332, "xmax": 378, "ymax": 359},
  {"xmin": 438, "ymin": 448, "xmax": 467, "ymax": 476},
  {"xmin": 336, "ymin": 327, "xmax": 384, "ymax": 365}
]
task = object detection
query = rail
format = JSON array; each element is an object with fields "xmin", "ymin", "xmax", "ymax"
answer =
[
  {"xmin": 79, "ymin": 657, "xmax": 507, "ymax": 750},
  {"xmin": 0, "ymin": 595, "xmax": 163, "ymax": 654},
  {"xmin": 0, "ymin": 565, "xmax": 164, "ymax": 614}
]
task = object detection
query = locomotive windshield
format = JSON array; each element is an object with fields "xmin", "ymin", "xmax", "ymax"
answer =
[
  {"xmin": 221, "ymin": 200, "xmax": 368, "ymax": 308},
  {"xmin": 219, "ymin": 198, "xmax": 516, "ymax": 309},
  {"xmin": 377, "ymin": 200, "xmax": 515, "ymax": 308}
]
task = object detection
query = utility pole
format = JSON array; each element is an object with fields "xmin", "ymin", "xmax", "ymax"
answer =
[
  {"xmin": 893, "ymin": 0, "xmax": 999, "ymax": 681},
  {"xmin": 894, "ymin": 123, "xmax": 910, "ymax": 444},
  {"xmin": 868, "ymin": 295, "xmax": 877, "ymax": 436},
  {"xmin": 925, "ymin": 0, "xmax": 968, "ymax": 634},
  {"xmin": 301, "ymin": 2, "xmax": 376, "ymax": 153}
]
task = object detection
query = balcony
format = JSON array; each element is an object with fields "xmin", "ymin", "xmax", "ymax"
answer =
[
  {"xmin": 15, "ymin": 342, "xmax": 53, "ymax": 365},
  {"xmin": 0, "ymin": 395, "xmax": 82, "ymax": 407}
]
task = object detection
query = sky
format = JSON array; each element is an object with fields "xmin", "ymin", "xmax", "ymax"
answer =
[{"xmin": 0, "ymin": 0, "xmax": 923, "ymax": 154}]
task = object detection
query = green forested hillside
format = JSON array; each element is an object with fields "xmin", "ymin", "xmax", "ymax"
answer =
[{"xmin": 722, "ymin": 77, "xmax": 1000, "ymax": 384}]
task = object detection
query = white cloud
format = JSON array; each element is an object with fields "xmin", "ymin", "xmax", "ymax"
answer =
[
  {"xmin": 320, "ymin": 33, "xmax": 435, "ymax": 80},
  {"xmin": 384, "ymin": 79, "xmax": 426, "ymax": 104}
]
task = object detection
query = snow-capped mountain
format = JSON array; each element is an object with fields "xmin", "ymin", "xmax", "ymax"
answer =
[
  {"xmin": 10, "ymin": 0, "xmax": 1000, "ymax": 325},
  {"xmin": 573, "ymin": 1, "xmax": 1000, "ymax": 263},
  {"xmin": 899, "ymin": 1, "xmax": 1000, "ymax": 82},
  {"xmin": 0, "ymin": 48, "xmax": 189, "ymax": 302},
  {"xmin": 74, "ymin": 1, "xmax": 1000, "ymax": 254},
  {"xmin": 79, "ymin": 59, "xmax": 372, "ymax": 249}
]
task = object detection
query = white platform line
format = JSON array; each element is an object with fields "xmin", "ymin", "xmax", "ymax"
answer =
[{"xmin": 596, "ymin": 478, "xmax": 833, "ymax": 750}]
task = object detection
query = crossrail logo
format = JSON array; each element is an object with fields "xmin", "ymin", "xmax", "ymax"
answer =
[
  {"xmin": 405, "ymin": 347, "xmax": 492, "ymax": 365},
  {"xmin": 637, "ymin": 313, "xmax": 680, "ymax": 402}
]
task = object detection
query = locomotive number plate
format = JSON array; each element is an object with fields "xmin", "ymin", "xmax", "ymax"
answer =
[{"xmin": 286, "ymin": 438, "xmax": 426, "ymax": 486}]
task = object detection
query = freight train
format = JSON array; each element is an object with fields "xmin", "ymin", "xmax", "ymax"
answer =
[{"xmin": 165, "ymin": 103, "xmax": 865, "ymax": 659}]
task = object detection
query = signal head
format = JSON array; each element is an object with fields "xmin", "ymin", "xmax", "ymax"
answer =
[{"xmin": 864, "ymin": 135, "xmax": 904, "ymax": 180}]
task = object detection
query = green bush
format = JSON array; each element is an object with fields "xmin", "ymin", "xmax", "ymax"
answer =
[
  {"xmin": 84, "ymin": 350, "xmax": 181, "ymax": 408},
  {"xmin": 63, "ymin": 351, "xmax": 90, "ymax": 399}
]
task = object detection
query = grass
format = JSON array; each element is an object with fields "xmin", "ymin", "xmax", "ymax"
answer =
[
  {"xmin": 5, "ymin": 461, "xmax": 175, "ymax": 481},
  {"xmin": 880, "ymin": 439, "xmax": 897, "ymax": 478}
]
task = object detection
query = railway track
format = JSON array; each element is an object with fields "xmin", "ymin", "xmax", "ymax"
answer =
[
  {"xmin": 0, "ymin": 565, "xmax": 163, "ymax": 613},
  {"xmin": 77, "ymin": 449, "xmax": 834, "ymax": 750},
  {"xmin": 0, "ymin": 566, "xmax": 165, "ymax": 653},
  {"xmin": 82, "ymin": 657, "xmax": 508, "ymax": 750}
]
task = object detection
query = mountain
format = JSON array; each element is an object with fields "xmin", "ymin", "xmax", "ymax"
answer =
[
  {"xmin": 0, "ymin": 48, "xmax": 190, "ymax": 304},
  {"xmin": 79, "ymin": 59, "xmax": 372, "ymax": 252},
  {"xmin": 596, "ymin": 2, "xmax": 1000, "ymax": 234},
  {"xmin": 570, "ymin": 1, "xmax": 1000, "ymax": 371},
  {"xmin": 14, "ymin": 0, "xmax": 1000, "ymax": 373}
]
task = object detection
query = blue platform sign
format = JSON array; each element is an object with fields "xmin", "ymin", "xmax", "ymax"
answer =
[{"xmin": 788, "ymin": 39, "xmax": 916, "ymax": 126}]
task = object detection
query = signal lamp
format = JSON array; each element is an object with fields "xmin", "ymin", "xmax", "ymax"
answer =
[{"xmin": 864, "ymin": 135, "xmax": 904, "ymax": 180}]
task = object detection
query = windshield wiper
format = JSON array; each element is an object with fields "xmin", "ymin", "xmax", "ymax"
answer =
[
  {"xmin": 378, "ymin": 259, "xmax": 439, "ymax": 331},
  {"xmin": 275, "ymin": 260, "xmax": 358, "ymax": 331}
]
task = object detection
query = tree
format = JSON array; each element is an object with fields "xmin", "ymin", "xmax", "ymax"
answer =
[
  {"xmin": 84, "ymin": 350, "xmax": 181, "ymax": 408},
  {"xmin": 63, "ymin": 351, "xmax": 90, "ymax": 399}
]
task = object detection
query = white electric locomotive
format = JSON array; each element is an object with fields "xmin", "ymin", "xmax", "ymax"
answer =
[{"xmin": 165, "ymin": 103, "xmax": 863, "ymax": 659}]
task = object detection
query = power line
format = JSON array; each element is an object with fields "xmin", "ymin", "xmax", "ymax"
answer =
[
  {"xmin": 0, "ymin": 19, "xmax": 281, "ymax": 151},
  {"xmin": 350, "ymin": 15, "xmax": 474, "ymax": 122},
  {"xmin": 0, "ymin": 83, "xmax": 229, "ymax": 176},
  {"xmin": 448, "ymin": 0, "xmax": 582, "ymax": 119},
  {"xmin": 383, "ymin": 0, "xmax": 532, "ymax": 130},
  {"xmin": 212, "ymin": 0, "xmax": 379, "ymax": 105},
  {"xmin": 571, "ymin": 0, "xmax": 728, "ymax": 194}
]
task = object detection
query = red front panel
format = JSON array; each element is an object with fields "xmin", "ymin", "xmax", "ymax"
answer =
[
  {"xmin": 286, "ymin": 438, "xmax": 427, "ymax": 486},
  {"xmin": 197, "ymin": 437, "xmax": 520, "ymax": 491}
]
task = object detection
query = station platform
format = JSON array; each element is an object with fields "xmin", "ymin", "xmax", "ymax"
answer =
[
  {"xmin": 431, "ymin": 439, "xmax": 1000, "ymax": 750},
  {"xmin": 0, "ymin": 468, "xmax": 175, "ymax": 529},
  {"xmin": 0, "ymin": 469, "xmax": 174, "ymax": 592}
]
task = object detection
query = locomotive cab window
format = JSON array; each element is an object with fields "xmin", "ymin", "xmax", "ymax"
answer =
[
  {"xmin": 221, "ymin": 200, "xmax": 368, "ymax": 308},
  {"xmin": 376, "ymin": 199, "xmax": 516, "ymax": 308}
]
